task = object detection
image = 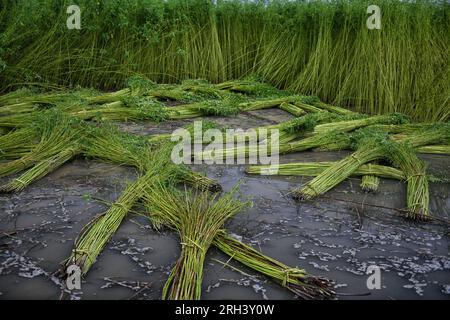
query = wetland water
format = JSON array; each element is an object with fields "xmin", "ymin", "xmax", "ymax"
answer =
[{"xmin": 1, "ymin": 109, "xmax": 449, "ymax": 299}]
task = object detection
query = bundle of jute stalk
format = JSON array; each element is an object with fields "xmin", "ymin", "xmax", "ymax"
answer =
[
  {"xmin": 212, "ymin": 232, "xmax": 334, "ymax": 300},
  {"xmin": 85, "ymin": 88, "xmax": 132, "ymax": 105},
  {"xmin": 0, "ymin": 113, "xmax": 36, "ymax": 128},
  {"xmin": 292, "ymin": 101, "xmax": 326, "ymax": 114},
  {"xmin": 85, "ymin": 76, "xmax": 211, "ymax": 105},
  {"xmin": 359, "ymin": 159, "xmax": 381, "ymax": 192},
  {"xmin": 0, "ymin": 89, "xmax": 86, "ymax": 109},
  {"xmin": 70, "ymin": 97, "xmax": 169, "ymax": 122},
  {"xmin": 237, "ymin": 94, "xmax": 337, "ymax": 113},
  {"xmin": 85, "ymin": 76, "xmax": 151, "ymax": 104},
  {"xmin": 279, "ymin": 102, "xmax": 306, "ymax": 117},
  {"xmin": 0, "ymin": 145, "xmax": 81, "ymax": 193},
  {"xmin": 85, "ymin": 122, "xmax": 222, "ymax": 191},
  {"xmin": 395, "ymin": 122, "xmax": 450, "ymax": 148},
  {"xmin": 147, "ymin": 119, "xmax": 219, "ymax": 146},
  {"xmin": 231, "ymin": 112, "xmax": 334, "ymax": 145},
  {"xmin": 0, "ymin": 111, "xmax": 83, "ymax": 178},
  {"xmin": 143, "ymin": 184, "xmax": 334, "ymax": 300},
  {"xmin": 86, "ymin": 76, "xmax": 283, "ymax": 107},
  {"xmin": 246, "ymin": 162, "xmax": 406, "ymax": 181},
  {"xmin": 0, "ymin": 88, "xmax": 38, "ymax": 107},
  {"xmin": 180, "ymin": 171, "xmax": 222, "ymax": 193},
  {"xmin": 368, "ymin": 123, "xmax": 438, "ymax": 135},
  {"xmin": 0, "ymin": 128, "xmax": 36, "ymax": 160},
  {"xmin": 238, "ymin": 96, "xmax": 299, "ymax": 112},
  {"xmin": 168, "ymin": 97, "xmax": 242, "ymax": 119},
  {"xmin": 279, "ymin": 130, "xmax": 352, "ymax": 155},
  {"xmin": 313, "ymin": 113, "xmax": 409, "ymax": 134},
  {"xmin": 144, "ymin": 184, "xmax": 248, "ymax": 300},
  {"xmin": 291, "ymin": 125, "xmax": 450, "ymax": 218},
  {"xmin": 163, "ymin": 193, "xmax": 248, "ymax": 300},
  {"xmin": 199, "ymin": 113, "xmax": 340, "ymax": 161},
  {"xmin": 181, "ymin": 79, "xmax": 227, "ymax": 99},
  {"xmin": 267, "ymin": 113, "xmax": 348, "ymax": 147},
  {"xmin": 84, "ymin": 123, "xmax": 152, "ymax": 172},
  {"xmin": 384, "ymin": 142, "xmax": 430, "ymax": 220},
  {"xmin": 386, "ymin": 124, "xmax": 449, "ymax": 219},
  {"xmin": 214, "ymin": 77, "xmax": 284, "ymax": 98},
  {"xmin": 315, "ymin": 137, "xmax": 353, "ymax": 151},
  {"xmin": 64, "ymin": 173, "xmax": 156, "ymax": 275},
  {"xmin": 0, "ymin": 101, "xmax": 38, "ymax": 116},
  {"xmin": 127, "ymin": 76, "xmax": 213, "ymax": 102},
  {"xmin": 415, "ymin": 145, "xmax": 450, "ymax": 155},
  {"xmin": 63, "ymin": 142, "xmax": 185, "ymax": 276},
  {"xmin": 302, "ymin": 96, "xmax": 355, "ymax": 115},
  {"xmin": 360, "ymin": 174, "xmax": 380, "ymax": 192},
  {"xmin": 313, "ymin": 121, "xmax": 447, "ymax": 154},
  {"xmin": 292, "ymin": 130, "xmax": 390, "ymax": 200},
  {"xmin": 280, "ymin": 113, "xmax": 331, "ymax": 134},
  {"xmin": 0, "ymin": 88, "xmax": 101, "ymax": 122}
]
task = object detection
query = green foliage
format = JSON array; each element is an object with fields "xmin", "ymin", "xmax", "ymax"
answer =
[{"xmin": 281, "ymin": 113, "xmax": 336, "ymax": 134}]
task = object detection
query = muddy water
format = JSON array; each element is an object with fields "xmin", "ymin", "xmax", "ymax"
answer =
[{"xmin": 0, "ymin": 109, "xmax": 449, "ymax": 300}]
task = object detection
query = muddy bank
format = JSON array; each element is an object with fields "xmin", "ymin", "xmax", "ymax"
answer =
[{"xmin": 1, "ymin": 109, "xmax": 449, "ymax": 300}]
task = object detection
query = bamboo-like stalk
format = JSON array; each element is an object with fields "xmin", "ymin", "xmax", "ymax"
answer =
[
  {"xmin": 246, "ymin": 162, "xmax": 405, "ymax": 180},
  {"xmin": 238, "ymin": 96, "xmax": 297, "ymax": 112},
  {"xmin": 181, "ymin": 80, "xmax": 226, "ymax": 99},
  {"xmin": 84, "ymin": 124, "xmax": 152, "ymax": 172},
  {"xmin": 85, "ymin": 88, "xmax": 131, "ymax": 104},
  {"xmin": 396, "ymin": 123, "xmax": 450, "ymax": 148},
  {"xmin": 70, "ymin": 97, "xmax": 169, "ymax": 122},
  {"xmin": 360, "ymin": 162, "xmax": 380, "ymax": 192},
  {"xmin": 63, "ymin": 140, "xmax": 187, "ymax": 276},
  {"xmin": 279, "ymin": 131, "xmax": 351, "ymax": 155},
  {"xmin": 386, "ymin": 142, "xmax": 430, "ymax": 220},
  {"xmin": 0, "ymin": 128, "xmax": 36, "ymax": 160},
  {"xmin": 168, "ymin": 99, "xmax": 240, "ymax": 119},
  {"xmin": 289, "ymin": 125, "xmax": 445, "ymax": 219},
  {"xmin": 199, "ymin": 114, "xmax": 342, "ymax": 161},
  {"xmin": 292, "ymin": 101, "xmax": 324, "ymax": 114},
  {"xmin": 0, "ymin": 113, "xmax": 35, "ymax": 128},
  {"xmin": 0, "ymin": 102, "xmax": 38, "ymax": 116},
  {"xmin": 215, "ymin": 78, "xmax": 284, "ymax": 98},
  {"xmin": 145, "ymin": 185, "xmax": 247, "ymax": 300}
]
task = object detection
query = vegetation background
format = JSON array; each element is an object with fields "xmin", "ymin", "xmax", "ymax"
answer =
[{"xmin": 0, "ymin": 0, "xmax": 448, "ymax": 121}]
